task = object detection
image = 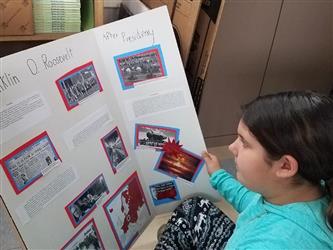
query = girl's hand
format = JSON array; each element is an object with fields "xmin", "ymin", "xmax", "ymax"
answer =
[{"xmin": 202, "ymin": 151, "xmax": 222, "ymax": 176}]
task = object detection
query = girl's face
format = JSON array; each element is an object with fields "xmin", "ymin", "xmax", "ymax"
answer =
[{"xmin": 229, "ymin": 120, "xmax": 277, "ymax": 194}]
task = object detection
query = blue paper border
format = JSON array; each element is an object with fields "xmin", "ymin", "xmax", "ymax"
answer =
[
  {"xmin": 153, "ymin": 148, "xmax": 204, "ymax": 183},
  {"xmin": 133, "ymin": 123, "xmax": 180, "ymax": 150},
  {"xmin": 149, "ymin": 180, "xmax": 181, "ymax": 206},
  {"xmin": 114, "ymin": 44, "xmax": 167, "ymax": 90}
]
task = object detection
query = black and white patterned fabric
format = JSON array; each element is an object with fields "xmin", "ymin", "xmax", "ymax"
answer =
[{"xmin": 155, "ymin": 196, "xmax": 235, "ymax": 250}]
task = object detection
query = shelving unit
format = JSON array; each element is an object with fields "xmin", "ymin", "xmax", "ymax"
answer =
[{"xmin": 0, "ymin": 0, "xmax": 104, "ymax": 42}]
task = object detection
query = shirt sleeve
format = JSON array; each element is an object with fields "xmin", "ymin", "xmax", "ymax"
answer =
[
  {"xmin": 225, "ymin": 218, "xmax": 327, "ymax": 250},
  {"xmin": 209, "ymin": 169, "xmax": 258, "ymax": 213}
]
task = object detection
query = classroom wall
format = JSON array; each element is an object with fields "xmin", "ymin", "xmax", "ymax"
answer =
[{"xmin": 198, "ymin": 0, "xmax": 333, "ymax": 147}]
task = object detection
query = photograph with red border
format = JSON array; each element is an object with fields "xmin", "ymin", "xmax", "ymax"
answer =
[
  {"xmin": 55, "ymin": 61, "xmax": 103, "ymax": 111},
  {"xmin": 61, "ymin": 218, "xmax": 105, "ymax": 250},
  {"xmin": 114, "ymin": 45, "xmax": 167, "ymax": 90},
  {"xmin": 101, "ymin": 126, "xmax": 128, "ymax": 174},
  {"xmin": 134, "ymin": 123, "xmax": 180, "ymax": 151},
  {"xmin": 103, "ymin": 172, "xmax": 151, "ymax": 250},
  {"xmin": 65, "ymin": 174, "xmax": 109, "ymax": 228},
  {"xmin": 1, "ymin": 131, "xmax": 61, "ymax": 194}
]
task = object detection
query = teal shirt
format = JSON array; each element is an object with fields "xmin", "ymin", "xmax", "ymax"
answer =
[{"xmin": 210, "ymin": 169, "xmax": 333, "ymax": 249}]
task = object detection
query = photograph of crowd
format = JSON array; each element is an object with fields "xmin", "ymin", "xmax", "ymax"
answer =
[
  {"xmin": 62, "ymin": 219, "xmax": 105, "ymax": 250},
  {"xmin": 135, "ymin": 124, "xmax": 179, "ymax": 150},
  {"xmin": 114, "ymin": 45, "xmax": 167, "ymax": 90},
  {"xmin": 56, "ymin": 61, "xmax": 103, "ymax": 110},
  {"xmin": 154, "ymin": 148, "xmax": 204, "ymax": 183},
  {"xmin": 101, "ymin": 127, "xmax": 128, "ymax": 174},
  {"xmin": 1, "ymin": 131, "xmax": 61, "ymax": 194},
  {"xmin": 66, "ymin": 174, "xmax": 109, "ymax": 227}
]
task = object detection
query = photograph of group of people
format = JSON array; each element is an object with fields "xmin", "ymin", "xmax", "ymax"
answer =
[
  {"xmin": 56, "ymin": 61, "xmax": 103, "ymax": 111},
  {"xmin": 66, "ymin": 175, "xmax": 109, "ymax": 227},
  {"xmin": 62, "ymin": 219, "xmax": 104, "ymax": 250},
  {"xmin": 115, "ymin": 45, "xmax": 167, "ymax": 90}
]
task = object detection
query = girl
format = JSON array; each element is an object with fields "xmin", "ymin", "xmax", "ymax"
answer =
[{"xmin": 155, "ymin": 91, "xmax": 333, "ymax": 249}]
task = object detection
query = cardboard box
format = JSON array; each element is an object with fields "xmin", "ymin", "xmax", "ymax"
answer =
[
  {"xmin": 0, "ymin": 0, "xmax": 34, "ymax": 36},
  {"xmin": 197, "ymin": 0, "xmax": 225, "ymax": 80},
  {"xmin": 140, "ymin": 0, "xmax": 176, "ymax": 17},
  {"xmin": 185, "ymin": 0, "xmax": 225, "ymax": 109},
  {"xmin": 141, "ymin": 0, "xmax": 201, "ymax": 66},
  {"xmin": 119, "ymin": 0, "xmax": 150, "ymax": 20},
  {"xmin": 185, "ymin": 9, "xmax": 210, "ymax": 82},
  {"xmin": 172, "ymin": 0, "xmax": 202, "ymax": 65}
]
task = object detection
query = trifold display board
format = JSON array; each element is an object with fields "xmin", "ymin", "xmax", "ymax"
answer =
[{"xmin": 0, "ymin": 7, "xmax": 219, "ymax": 250}]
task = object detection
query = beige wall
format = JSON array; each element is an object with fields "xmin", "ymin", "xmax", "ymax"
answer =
[{"xmin": 199, "ymin": 0, "xmax": 333, "ymax": 147}]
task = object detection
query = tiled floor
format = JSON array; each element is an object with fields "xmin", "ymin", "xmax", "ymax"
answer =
[
  {"xmin": 0, "ymin": 198, "xmax": 25, "ymax": 250},
  {"xmin": 0, "ymin": 145, "xmax": 237, "ymax": 250}
]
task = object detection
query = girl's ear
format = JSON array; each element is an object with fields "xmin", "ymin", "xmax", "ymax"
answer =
[{"xmin": 275, "ymin": 155, "xmax": 299, "ymax": 178}]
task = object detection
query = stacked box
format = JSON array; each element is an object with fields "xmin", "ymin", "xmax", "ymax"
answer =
[
  {"xmin": 141, "ymin": 0, "xmax": 176, "ymax": 17},
  {"xmin": 141, "ymin": 0, "xmax": 202, "ymax": 66},
  {"xmin": 186, "ymin": 0, "xmax": 225, "ymax": 110},
  {"xmin": 0, "ymin": 0, "xmax": 34, "ymax": 36},
  {"xmin": 172, "ymin": 0, "xmax": 202, "ymax": 66}
]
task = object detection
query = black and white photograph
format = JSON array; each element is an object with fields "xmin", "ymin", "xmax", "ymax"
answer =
[
  {"xmin": 65, "ymin": 174, "xmax": 109, "ymax": 227},
  {"xmin": 114, "ymin": 45, "xmax": 167, "ymax": 90},
  {"xmin": 101, "ymin": 127, "xmax": 128, "ymax": 174},
  {"xmin": 1, "ymin": 131, "xmax": 61, "ymax": 194},
  {"xmin": 56, "ymin": 61, "xmax": 103, "ymax": 110},
  {"xmin": 61, "ymin": 219, "xmax": 105, "ymax": 250},
  {"xmin": 135, "ymin": 124, "xmax": 179, "ymax": 150}
]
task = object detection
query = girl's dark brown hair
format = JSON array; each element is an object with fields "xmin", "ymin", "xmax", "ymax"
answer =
[{"xmin": 242, "ymin": 91, "xmax": 333, "ymax": 229}]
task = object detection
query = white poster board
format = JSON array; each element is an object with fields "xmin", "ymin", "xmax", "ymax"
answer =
[{"xmin": 0, "ymin": 7, "xmax": 219, "ymax": 250}]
